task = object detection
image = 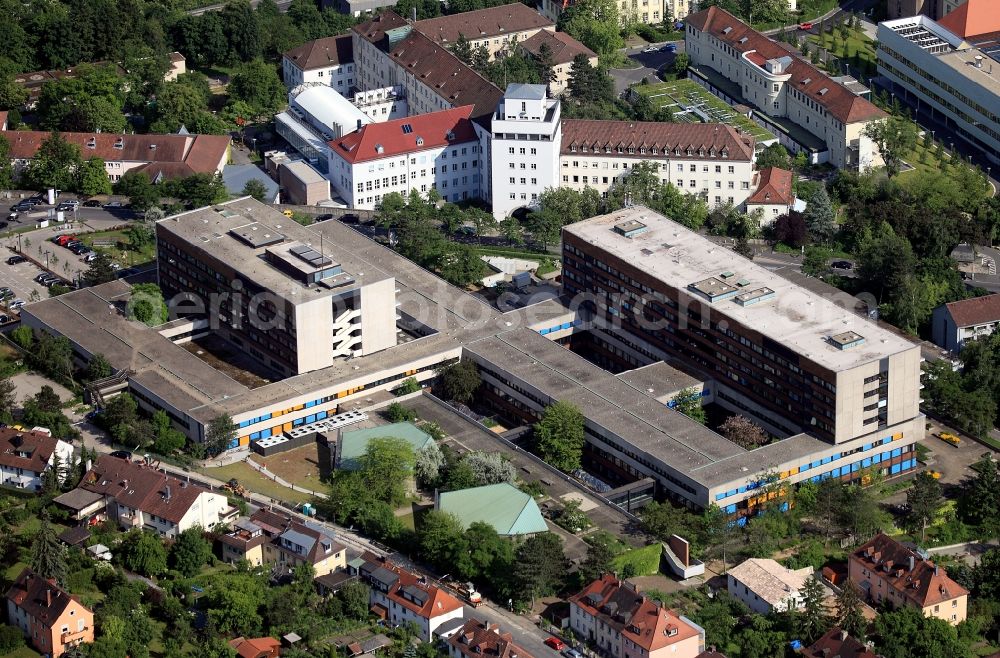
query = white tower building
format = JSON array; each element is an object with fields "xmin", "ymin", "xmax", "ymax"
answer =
[{"xmin": 490, "ymin": 84, "xmax": 562, "ymax": 220}]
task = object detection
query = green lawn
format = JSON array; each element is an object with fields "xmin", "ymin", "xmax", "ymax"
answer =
[
  {"xmin": 612, "ymin": 543, "xmax": 663, "ymax": 576},
  {"xmin": 199, "ymin": 461, "xmax": 315, "ymax": 506},
  {"xmin": 809, "ymin": 27, "xmax": 877, "ymax": 69},
  {"xmin": 2, "ymin": 647, "xmax": 42, "ymax": 658},
  {"xmin": 79, "ymin": 229, "xmax": 155, "ymax": 268},
  {"xmin": 632, "ymin": 79, "xmax": 775, "ymax": 142}
]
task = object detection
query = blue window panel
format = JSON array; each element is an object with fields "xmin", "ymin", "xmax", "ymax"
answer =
[
  {"xmin": 562, "ymin": 322, "xmax": 572, "ymax": 330},
  {"xmin": 872, "ymin": 454, "xmax": 881, "ymax": 464},
  {"xmin": 725, "ymin": 504, "xmax": 737, "ymax": 514},
  {"xmin": 891, "ymin": 463, "xmax": 901, "ymax": 475},
  {"xmin": 780, "ymin": 502, "xmax": 789, "ymax": 512},
  {"xmin": 882, "ymin": 451, "xmax": 891, "ymax": 461},
  {"xmin": 716, "ymin": 493, "xmax": 726, "ymax": 501},
  {"xmin": 736, "ymin": 516, "xmax": 748, "ymax": 527},
  {"xmin": 891, "ymin": 448, "xmax": 902, "ymax": 458},
  {"xmin": 801, "ymin": 463, "xmax": 811, "ymax": 471},
  {"xmin": 737, "ymin": 486, "xmax": 746, "ymax": 494},
  {"xmin": 238, "ymin": 419, "xmax": 251, "ymax": 429},
  {"xmin": 862, "ymin": 458, "xmax": 872, "ymax": 468},
  {"xmin": 902, "ymin": 459, "xmax": 914, "ymax": 470},
  {"xmin": 851, "ymin": 463, "xmax": 860, "ymax": 472},
  {"xmin": 539, "ymin": 328, "xmax": 550, "ymax": 335},
  {"xmin": 822, "ymin": 456, "xmax": 832, "ymax": 465},
  {"xmin": 261, "ymin": 428, "xmax": 272, "ymax": 439},
  {"xmin": 831, "ymin": 468, "xmax": 841, "ymax": 477},
  {"xmin": 832, "ymin": 453, "xmax": 841, "ymax": 460},
  {"xmin": 292, "ymin": 418, "xmax": 304, "ymax": 427},
  {"xmin": 811, "ymin": 475, "xmax": 820, "ymax": 483},
  {"xmin": 305, "ymin": 400, "xmax": 315, "ymax": 408},
  {"xmin": 728, "ymin": 489, "xmax": 738, "ymax": 497},
  {"xmin": 250, "ymin": 432, "xmax": 260, "ymax": 441},
  {"xmin": 317, "ymin": 411, "xmax": 328, "ymax": 420},
  {"xmin": 307, "ymin": 414, "xmax": 316, "ymax": 423},
  {"xmin": 862, "ymin": 443, "xmax": 871, "ymax": 451},
  {"xmin": 262, "ymin": 413, "xmax": 272, "ymax": 421}
]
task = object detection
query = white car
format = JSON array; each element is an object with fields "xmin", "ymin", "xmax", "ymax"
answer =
[
  {"xmin": 9, "ymin": 299, "xmax": 25, "ymax": 310},
  {"xmin": 83, "ymin": 253, "xmax": 98, "ymax": 263},
  {"xmin": 643, "ymin": 45, "xmax": 658, "ymax": 52}
]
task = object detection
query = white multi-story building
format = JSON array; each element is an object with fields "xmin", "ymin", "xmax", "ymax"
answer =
[
  {"xmin": 878, "ymin": 1, "xmax": 1000, "ymax": 162},
  {"xmin": 352, "ymin": 87, "xmax": 408, "ymax": 123},
  {"xmin": 328, "ymin": 106, "xmax": 484, "ymax": 208},
  {"xmin": 685, "ymin": 6, "xmax": 886, "ymax": 169},
  {"xmin": 275, "ymin": 85, "xmax": 373, "ymax": 173},
  {"xmin": 358, "ymin": 557, "xmax": 465, "ymax": 642},
  {"xmin": 415, "ymin": 3, "xmax": 554, "ymax": 59},
  {"xmin": 558, "ymin": 120, "xmax": 756, "ymax": 206},
  {"xmin": 727, "ymin": 558, "xmax": 813, "ymax": 614},
  {"xmin": 0, "ymin": 429, "xmax": 74, "ymax": 491},
  {"xmin": 491, "ymin": 83, "xmax": 562, "ymax": 219},
  {"xmin": 282, "ymin": 35, "xmax": 355, "ymax": 92}
]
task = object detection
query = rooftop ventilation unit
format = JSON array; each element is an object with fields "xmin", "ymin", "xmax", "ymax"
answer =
[
  {"xmin": 829, "ymin": 331, "xmax": 866, "ymax": 350},
  {"xmin": 613, "ymin": 219, "xmax": 648, "ymax": 238},
  {"xmin": 289, "ymin": 243, "xmax": 335, "ymax": 268}
]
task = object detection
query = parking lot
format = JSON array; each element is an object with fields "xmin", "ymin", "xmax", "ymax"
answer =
[{"xmin": 0, "ymin": 254, "xmax": 53, "ymax": 311}]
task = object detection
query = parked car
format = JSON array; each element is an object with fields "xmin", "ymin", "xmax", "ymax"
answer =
[
  {"xmin": 563, "ymin": 650, "xmax": 583, "ymax": 658},
  {"xmin": 661, "ymin": 43, "xmax": 677, "ymax": 52},
  {"xmin": 544, "ymin": 638, "xmax": 566, "ymax": 651},
  {"xmin": 11, "ymin": 202, "xmax": 32, "ymax": 212},
  {"xmin": 0, "ymin": 221, "xmax": 8, "ymax": 230},
  {"xmin": 0, "ymin": 289, "xmax": 13, "ymax": 300},
  {"xmin": 9, "ymin": 300, "xmax": 25, "ymax": 310},
  {"xmin": 103, "ymin": 201, "xmax": 123, "ymax": 208},
  {"xmin": 643, "ymin": 45, "xmax": 658, "ymax": 52},
  {"xmin": 315, "ymin": 213, "xmax": 334, "ymax": 222},
  {"xmin": 82, "ymin": 199, "xmax": 102, "ymax": 208},
  {"xmin": 0, "ymin": 315, "xmax": 10, "ymax": 324},
  {"xmin": 83, "ymin": 253, "xmax": 98, "ymax": 263},
  {"xmin": 54, "ymin": 235, "xmax": 77, "ymax": 246},
  {"xmin": 799, "ymin": 22, "xmax": 813, "ymax": 29},
  {"xmin": 6, "ymin": 255, "xmax": 26, "ymax": 265},
  {"xmin": 110, "ymin": 450, "xmax": 132, "ymax": 461},
  {"xmin": 339, "ymin": 213, "xmax": 361, "ymax": 224},
  {"xmin": 831, "ymin": 260, "xmax": 853, "ymax": 270},
  {"xmin": 7, "ymin": 212, "xmax": 17, "ymax": 221},
  {"xmin": 34, "ymin": 273, "xmax": 51, "ymax": 283}
]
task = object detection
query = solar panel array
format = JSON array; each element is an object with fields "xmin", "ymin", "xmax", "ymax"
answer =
[{"xmin": 289, "ymin": 244, "xmax": 334, "ymax": 268}]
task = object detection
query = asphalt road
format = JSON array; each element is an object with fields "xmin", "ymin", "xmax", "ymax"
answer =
[{"xmin": 609, "ymin": 42, "xmax": 683, "ymax": 96}]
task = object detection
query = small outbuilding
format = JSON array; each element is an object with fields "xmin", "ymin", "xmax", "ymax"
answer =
[{"xmin": 436, "ymin": 482, "xmax": 548, "ymax": 536}]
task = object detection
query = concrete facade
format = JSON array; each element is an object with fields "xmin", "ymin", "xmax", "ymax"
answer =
[{"xmin": 279, "ymin": 160, "xmax": 332, "ymax": 206}]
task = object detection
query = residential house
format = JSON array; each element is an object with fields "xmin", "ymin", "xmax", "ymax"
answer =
[
  {"xmin": 6, "ymin": 568, "xmax": 94, "ymax": 657},
  {"xmin": 229, "ymin": 636, "xmax": 282, "ymax": 658},
  {"xmin": 282, "ymin": 35, "xmax": 355, "ymax": 91},
  {"xmin": 2, "ymin": 129, "xmax": 230, "ymax": 183},
  {"xmin": 55, "ymin": 455, "xmax": 237, "ymax": 537},
  {"xmin": 0, "ymin": 428, "xmax": 74, "ymax": 491},
  {"xmin": 236, "ymin": 508, "xmax": 348, "ymax": 577},
  {"xmin": 931, "ymin": 293, "xmax": 1000, "ymax": 352},
  {"xmin": 803, "ymin": 627, "xmax": 880, "ymax": 658},
  {"xmin": 685, "ymin": 6, "xmax": 886, "ymax": 169},
  {"xmin": 744, "ymin": 166, "xmax": 796, "ymax": 223},
  {"xmin": 328, "ymin": 106, "xmax": 483, "ymax": 209},
  {"xmin": 568, "ymin": 574, "xmax": 705, "ymax": 658},
  {"xmin": 358, "ymin": 556, "xmax": 464, "ymax": 641},
  {"xmin": 448, "ymin": 618, "xmax": 536, "ymax": 658},
  {"xmin": 415, "ymin": 4, "xmax": 554, "ymax": 59},
  {"xmin": 519, "ymin": 30, "xmax": 598, "ymax": 94},
  {"xmin": 848, "ymin": 533, "xmax": 969, "ymax": 624},
  {"xmin": 726, "ymin": 558, "xmax": 813, "ymax": 614},
  {"xmin": 166, "ymin": 52, "xmax": 187, "ymax": 82}
]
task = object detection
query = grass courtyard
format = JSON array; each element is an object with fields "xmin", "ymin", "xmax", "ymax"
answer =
[
  {"xmin": 248, "ymin": 443, "xmax": 326, "ymax": 489},
  {"xmin": 79, "ymin": 229, "xmax": 156, "ymax": 268},
  {"xmin": 199, "ymin": 460, "xmax": 315, "ymax": 505},
  {"xmin": 808, "ymin": 26, "xmax": 878, "ymax": 70},
  {"xmin": 632, "ymin": 79, "xmax": 775, "ymax": 142}
]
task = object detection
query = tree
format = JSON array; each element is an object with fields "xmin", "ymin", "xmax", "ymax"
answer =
[
  {"xmin": 24, "ymin": 132, "xmax": 82, "ymax": 191},
  {"xmin": 242, "ymin": 178, "xmax": 269, "ymax": 201},
  {"xmin": 440, "ymin": 244, "xmax": 489, "ymax": 287},
  {"xmin": 534, "ymin": 401, "xmax": 585, "ymax": 472},
  {"xmin": 463, "ymin": 452, "xmax": 517, "ymax": 485},
  {"xmin": 82, "ymin": 252, "xmax": 117, "ymax": 287},
  {"xmin": 127, "ymin": 283, "xmax": 167, "ymax": 326},
  {"xmin": 152, "ymin": 410, "xmax": 186, "ymax": 455},
  {"xmin": 119, "ymin": 528, "xmax": 168, "ymax": 577},
  {"xmin": 115, "ymin": 171, "xmax": 161, "ymax": 212},
  {"xmin": 360, "ymin": 436, "xmax": 416, "ymax": 507},
  {"xmin": 535, "ymin": 40, "xmax": 556, "ymax": 88},
  {"xmin": 872, "ymin": 606, "xmax": 971, "ymax": 658},
  {"xmin": 0, "ymin": 377, "xmax": 16, "ymax": 423},
  {"xmin": 221, "ymin": 0, "xmax": 263, "ymax": 63},
  {"xmin": 773, "ymin": 211, "xmax": 808, "ymax": 247},
  {"xmin": 206, "ymin": 573, "xmax": 266, "ymax": 636},
  {"xmin": 756, "ymin": 143, "xmax": 792, "ymax": 170},
  {"xmin": 719, "ymin": 415, "xmax": 768, "ymax": 449},
  {"xmin": 959, "ymin": 457, "xmax": 1000, "ymax": 536},
  {"xmin": 671, "ymin": 387, "xmax": 706, "ymax": 424},
  {"xmin": 579, "ymin": 540, "xmax": 615, "ymax": 583},
  {"xmin": 836, "ymin": 580, "xmax": 867, "ymax": 640},
  {"xmin": 864, "ymin": 116, "xmax": 919, "ymax": 178},
  {"xmin": 0, "ymin": 134, "xmax": 13, "ymax": 191},
  {"xmin": 802, "ymin": 246, "xmax": 832, "ymax": 277},
  {"xmin": 205, "ymin": 414, "xmax": 237, "ymax": 456},
  {"xmin": 339, "ymin": 580, "xmax": 371, "ymax": 620},
  {"xmin": 30, "ymin": 510, "xmax": 68, "ymax": 586},
  {"xmin": 803, "ymin": 186, "xmax": 837, "ymax": 243},
  {"xmin": 418, "ymin": 510, "xmax": 468, "ymax": 572},
  {"xmin": 560, "ymin": 0, "xmax": 625, "ymax": 55},
  {"xmin": 514, "ymin": 533, "xmax": 567, "ymax": 603},
  {"xmin": 906, "ymin": 471, "xmax": 943, "ymax": 540},
  {"xmin": 798, "ymin": 575, "xmax": 831, "ymax": 642},
  {"xmin": 75, "ymin": 157, "xmax": 112, "ymax": 196},
  {"xmin": 228, "ymin": 59, "xmax": 285, "ymax": 120},
  {"xmin": 499, "ymin": 216, "xmax": 524, "ymax": 246},
  {"xmin": 438, "ymin": 360, "xmax": 480, "ymax": 404},
  {"xmin": 85, "ymin": 353, "xmax": 113, "ymax": 382},
  {"xmin": 170, "ymin": 527, "xmax": 212, "ymax": 577},
  {"xmin": 414, "ymin": 440, "xmax": 445, "ymax": 487}
]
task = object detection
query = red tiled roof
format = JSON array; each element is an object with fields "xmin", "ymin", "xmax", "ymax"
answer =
[
  {"xmin": 354, "ymin": 12, "xmax": 505, "ymax": 123},
  {"xmin": 569, "ymin": 575, "xmax": 699, "ymax": 651},
  {"xmin": 449, "ymin": 618, "xmax": 536, "ymax": 658},
  {"xmin": 938, "ymin": 0, "xmax": 1000, "ymax": 39},
  {"xmin": 415, "ymin": 3, "xmax": 553, "ymax": 46},
  {"xmin": 3, "ymin": 130, "xmax": 229, "ymax": 180},
  {"xmin": 78, "ymin": 455, "xmax": 212, "ymax": 524},
  {"xmin": 0, "ymin": 428, "xmax": 61, "ymax": 474},
  {"xmin": 746, "ymin": 167, "xmax": 794, "ymax": 205},
  {"xmin": 360, "ymin": 556, "xmax": 463, "ymax": 620},
  {"xmin": 686, "ymin": 6, "xmax": 887, "ymax": 124},
  {"xmin": 247, "ymin": 508, "xmax": 346, "ymax": 564},
  {"xmin": 943, "ymin": 293, "xmax": 1000, "ymax": 328},
  {"xmin": 283, "ymin": 34, "xmax": 354, "ymax": 71},
  {"xmin": 520, "ymin": 30, "xmax": 597, "ymax": 65},
  {"xmin": 228, "ymin": 636, "xmax": 281, "ymax": 658},
  {"xmin": 804, "ymin": 628, "xmax": 879, "ymax": 658},
  {"xmin": 6, "ymin": 568, "xmax": 89, "ymax": 627},
  {"xmin": 331, "ymin": 106, "xmax": 478, "ymax": 164},
  {"xmin": 850, "ymin": 533, "xmax": 969, "ymax": 609},
  {"xmin": 561, "ymin": 119, "xmax": 755, "ymax": 160}
]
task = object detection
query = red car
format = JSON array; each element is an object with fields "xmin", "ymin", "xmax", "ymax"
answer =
[
  {"xmin": 544, "ymin": 638, "xmax": 566, "ymax": 651},
  {"xmin": 799, "ymin": 22, "xmax": 813, "ymax": 30}
]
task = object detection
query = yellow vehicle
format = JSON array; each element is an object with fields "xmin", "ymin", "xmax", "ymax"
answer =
[
  {"xmin": 929, "ymin": 470, "xmax": 942, "ymax": 479},
  {"xmin": 282, "ymin": 210, "xmax": 294, "ymax": 218},
  {"xmin": 938, "ymin": 432, "xmax": 961, "ymax": 446}
]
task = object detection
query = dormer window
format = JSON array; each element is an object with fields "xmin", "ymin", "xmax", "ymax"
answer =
[
  {"xmin": 628, "ymin": 146, "xmax": 635, "ymax": 154},
  {"xmin": 416, "ymin": 137, "xmax": 424, "ymax": 146},
  {"xmin": 581, "ymin": 146, "xmax": 588, "ymax": 152},
  {"xmin": 571, "ymin": 145, "xmax": 577, "ymax": 152},
  {"xmin": 639, "ymin": 147, "xmax": 646, "ymax": 154}
]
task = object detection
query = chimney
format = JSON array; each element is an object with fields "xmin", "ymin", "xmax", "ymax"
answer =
[
  {"xmin": 839, "ymin": 629, "xmax": 848, "ymax": 640},
  {"xmin": 164, "ymin": 485, "xmax": 171, "ymax": 501},
  {"xmin": 908, "ymin": 555, "xmax": 915, "ymax": 571},
  {"xmin": 411, "ymin": 6, "xmax": 417, "ymax": 21},
  {"xmin": 976, "ymin": 55, "xmax": 984, "ymax": 69},
  {"xmin": 46, "ymin": 589, "xmax": 51, "ymax": 608},
  {"xmin": 357, "ymin": 119, "xmax": 363, "ymax": 131},
  {"xmin": 934, "ymin": 565, "xmax": 939, "ymax": 575}
]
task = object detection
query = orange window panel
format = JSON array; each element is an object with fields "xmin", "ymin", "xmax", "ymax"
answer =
[
  {"xmin": 239, "ymin": 436, "xmax": 250, "ymax": 446},
  {"xmin": 283, "ymin": 422, "xmax": 293, "ymax": 432}
]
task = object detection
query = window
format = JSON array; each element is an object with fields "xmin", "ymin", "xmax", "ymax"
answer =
[{"xmin": 728, "ymin": 166, "xmax": 735, "ymax": 173}]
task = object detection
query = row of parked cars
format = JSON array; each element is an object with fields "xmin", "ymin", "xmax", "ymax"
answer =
[{"xmin": 52, "ymin": 234, "xmax": 97, "ymax": 261}]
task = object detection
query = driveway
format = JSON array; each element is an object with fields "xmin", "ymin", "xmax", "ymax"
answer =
[
  {"xmin": 9, "ymin": 371, "xmax": 74, "ymax": 406},
  {"xmin": 609, "ymin": 43, "xmax": 683, "ymax": 96},
  {"xmin": 921, "ymin": 419, "xmax": 997, "ymax": 493}
]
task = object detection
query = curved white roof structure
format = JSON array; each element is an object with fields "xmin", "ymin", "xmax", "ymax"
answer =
[{"xmin": 289, "ymin": 84, "xmax": 371, "ymax": 140}]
